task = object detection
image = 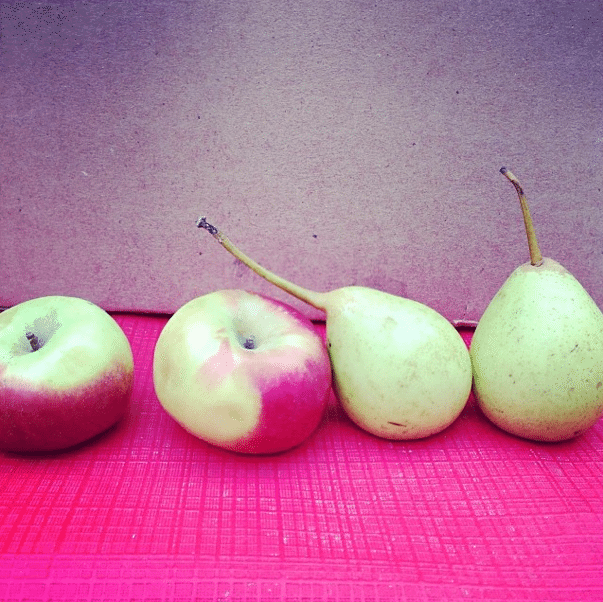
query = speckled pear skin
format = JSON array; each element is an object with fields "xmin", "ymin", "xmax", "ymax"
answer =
[
  {"xmin": 324, "ymin": 286, "xmax": 473, "ymax": 440},
  {"xmin": 470, "ymin": 258, "xmax": 603, "ymax": 442}
]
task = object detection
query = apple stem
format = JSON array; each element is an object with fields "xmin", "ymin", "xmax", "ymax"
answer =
[
  {"xmin": 500, "ymin": 167, "xmax": 543, "ymax": 266},
  {"xmin": 26, "ymin": 332, "xmax": 42, "ymax": 352},
  {"xmin": 197, "ymin": 217, "xmax": 327, "ymax": 312}
]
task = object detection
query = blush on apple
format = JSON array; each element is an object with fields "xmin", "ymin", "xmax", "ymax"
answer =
[
  {"xmin": 0, "ymin": 296, "xmax": 134, "ymax": 453},
  {"xmin": 152, "ymin": 289, "xmax": 332, "ymax": 454}
]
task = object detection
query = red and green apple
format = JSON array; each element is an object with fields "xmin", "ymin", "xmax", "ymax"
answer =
[
  {"xmin": 0, "ymin": 296, "xmax": 134, "ymax": 452},
  {"xmin": 153, "ymin": 289, "xmax": 332, "ymax": 454}
]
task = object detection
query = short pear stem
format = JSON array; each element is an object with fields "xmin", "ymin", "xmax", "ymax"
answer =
[
  {"xmin": 500, "ymin": 167, "xmax": 543, "ymax": 266},
  {"xmin": 196, "ymin": 217, "xmax": 327, "ymax": 312},
  {"xmin": 26, "ymin": 332, "xmax": 42, "ymax": 352}
]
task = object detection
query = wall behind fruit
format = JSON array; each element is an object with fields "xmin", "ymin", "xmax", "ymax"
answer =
[{"xmin": 1, "ymin": 0, "xmax": 602, "ymax": 322}]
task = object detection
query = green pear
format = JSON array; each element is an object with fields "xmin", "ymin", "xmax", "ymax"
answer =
[
  {"xmin": 197, "ymin": 218, "xmax": 472, "ymax": 440},
  {"xmin": 470, "ymin": 168, "xmax": 603, "ymax": 441}
]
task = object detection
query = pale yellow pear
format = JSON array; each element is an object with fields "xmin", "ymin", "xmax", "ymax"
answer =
[
  {"xmin": 470, "ymin": 169, "xmax": 603, "ymax": 441},
  {"xmin": 198, "ymin": 218, "xmax": 472, "ymax": 440},
  {"xmin": 322, "ymin": 286, "xmax": 471, "ymax": 439}
]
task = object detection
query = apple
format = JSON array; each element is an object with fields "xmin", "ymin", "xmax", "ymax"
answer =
[
  {"xmin": 152, "ymin": 289, "xmax": 332, "ymax": 454},
  {"xmin": 0, "ymin": 296, "xmax": 134, "ymax": 453}
]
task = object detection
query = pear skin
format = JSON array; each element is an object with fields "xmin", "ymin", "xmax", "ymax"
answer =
[
  {"xmin": 325, "ymin": 286, "xmax": 472, "ymax": 439},
  {"xmin": 470, "ymin": 170, "xmax": 603, "ymax": 442}
]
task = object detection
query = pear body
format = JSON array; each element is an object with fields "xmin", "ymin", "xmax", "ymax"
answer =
[
  {"xmin": 470, "ymin": 258, "xmax": 603, "ymax": 441},
  {"xmin": 324, "ymin": 287, "xmax": 472, "ymax": 439}
]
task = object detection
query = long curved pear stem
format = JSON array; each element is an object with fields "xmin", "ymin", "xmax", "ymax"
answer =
[
  {"xmin": 197, "ymin": 217, "xmax": 327, "ymax": 311},
  {"xmin": 500, "ymin": 167, "xmax": 543, "ymax": 266}
]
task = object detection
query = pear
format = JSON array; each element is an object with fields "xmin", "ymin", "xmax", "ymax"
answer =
[
  {"xmin": 197, "ymin": 217, "xmax": 472, "ymax": 440},
  {"xmin": 470, "ymin": 168, "xmax": 603, "ymax": 442}
]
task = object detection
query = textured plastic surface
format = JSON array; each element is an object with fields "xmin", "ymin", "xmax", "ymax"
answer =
[{"xmin": 1, "ymin": 314, "xmax": 602, "ymax": 601}]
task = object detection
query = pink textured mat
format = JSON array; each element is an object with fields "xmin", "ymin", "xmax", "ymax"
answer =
[{"xmin": 1, "ymin": 314, "xmax": 602, "ymax": 601}]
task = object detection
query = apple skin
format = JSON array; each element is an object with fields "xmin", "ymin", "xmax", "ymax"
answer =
[
  {"xmin": 0, "ymin": 296, "xmax": 134, "ymax": 453},
  {"xmin": 153, "ymin": 290, "xmax": 332, "ymax": 454}
]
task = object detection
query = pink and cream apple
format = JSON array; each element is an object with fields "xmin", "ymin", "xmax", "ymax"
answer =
[
  {"xmin": 0, "ymin": 296, "xmax": 134, "ymax": 453},
  {"xmin": 152, "ymin": 289, "xmax": 332, "ymax": 454}
]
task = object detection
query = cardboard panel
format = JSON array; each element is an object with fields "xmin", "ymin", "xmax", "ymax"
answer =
[{"xmin": 1, "ymin": 0, "xmax": 602, "ymax": 321}]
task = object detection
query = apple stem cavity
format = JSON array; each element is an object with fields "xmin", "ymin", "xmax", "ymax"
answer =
[
  {"xmin": 196, "ymin": 216, "xmax": 328, "ymax": 312},
  {"xmin": 25, "ymin": 332, "xmax": 42, "ymax": 352},
  {"xmin": 500, "ymin": 167, "xmax": 543, "ymax": 267}
]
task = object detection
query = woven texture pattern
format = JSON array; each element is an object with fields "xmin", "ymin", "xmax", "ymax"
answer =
[{"xmin": 1, "ymin": 314, "xmax": 602, "ymax": 601}]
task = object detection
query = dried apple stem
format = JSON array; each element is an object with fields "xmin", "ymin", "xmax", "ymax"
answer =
[
  {"xmin": 26, "ymin": 332, "xmax": 42, "ymax": 352},
  {"xmin": 500, "ymin": 167, "xmax": 543, "ymax": 266},
  {"xmin": 196, "ymin": 217, "xmax": 327, "ymax": 312}
]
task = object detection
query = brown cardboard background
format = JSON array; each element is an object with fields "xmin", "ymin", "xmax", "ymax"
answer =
[{"xmin": 1, "ymin": 0, "xmax": 602, "ymax": 322}]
